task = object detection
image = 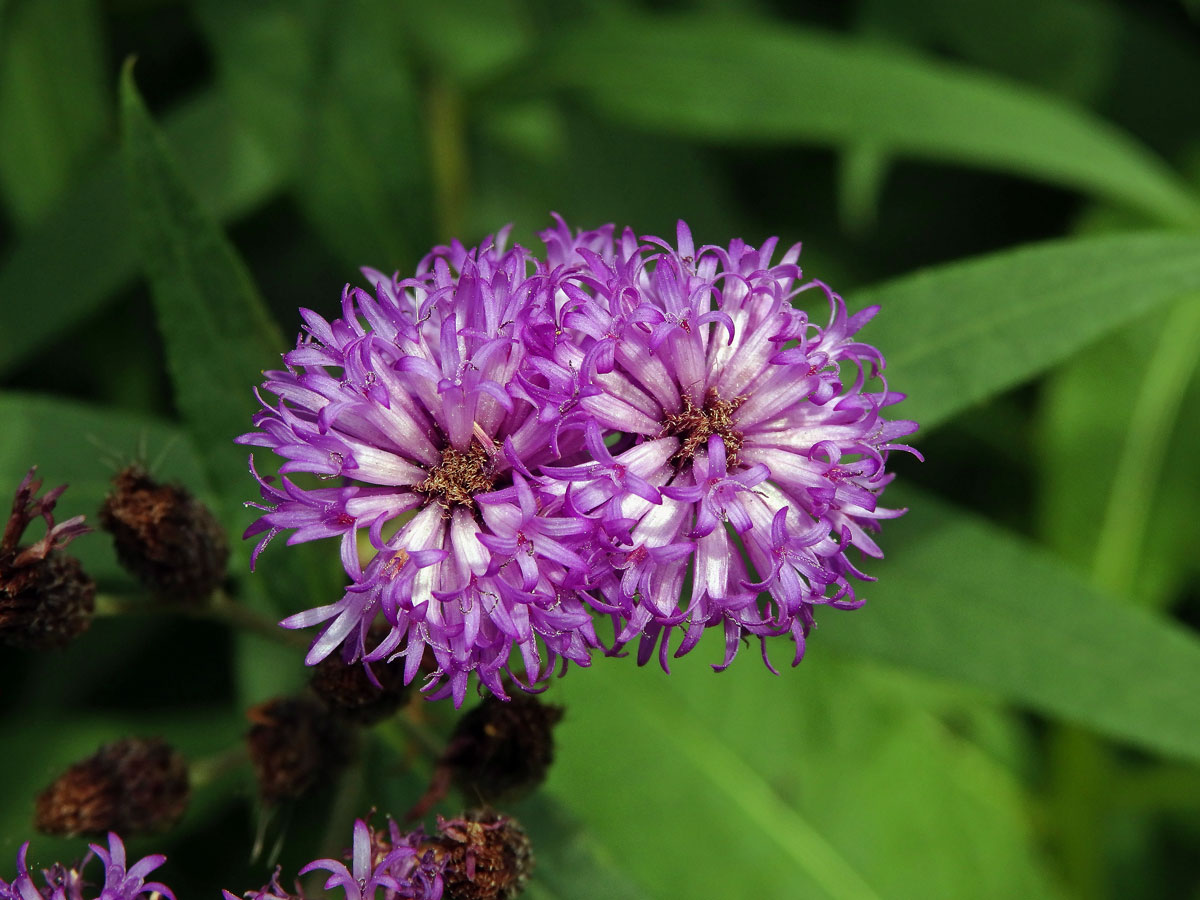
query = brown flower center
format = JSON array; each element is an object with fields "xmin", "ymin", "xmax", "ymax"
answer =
[
  {"xmin": 415, "ymin": 442, "xmax": 498, "ymax": 508},
  {"xmin": 661, "ymin": 388, "xmax": 744, "ymax": 469}
]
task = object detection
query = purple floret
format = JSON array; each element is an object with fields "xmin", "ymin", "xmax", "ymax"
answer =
[
  {"xmin": 239, "ymin": 231, "xmax": 601, "ymax": 705},
  {"xmin": 1, "ymin": 833, "xmax": 173, "ymax": 900},
  {"xmin": 524, "ymin": 216, "xmax": 919, "ymax": 671}
]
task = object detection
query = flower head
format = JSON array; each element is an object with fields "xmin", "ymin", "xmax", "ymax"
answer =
[
  {"xmin": 527, "ymin": 217, "xmax": 919, "ymax": 671},
  {"xmin": 0, "ymin": 833, "xmax": 173, "ymax": 900},
  {"xmin": 298, "ymin": 817, "xmax": 444, "ymax": 900},
  {"xmin": 0, "ymin": 467, "xmax": 94, "ymax": 649},
  {"xmin": 35, "ymin": 738, "xmax": 189, "ymax": 837},
  {"xmin": 239, "ymin": 231, "xmax": 601, "ymax": 704}
]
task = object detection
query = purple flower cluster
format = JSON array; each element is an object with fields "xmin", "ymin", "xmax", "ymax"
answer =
[
  {"xmin": 0, "ymin": 833, "xmax": 172, "ymax": 900},
  {"xmin": 227, "ymin": 817, "xmax": 443, "ymax": 900},
  {"xmin": 241, "ymin": 218, "xmax": 917, "ymax": 703}
]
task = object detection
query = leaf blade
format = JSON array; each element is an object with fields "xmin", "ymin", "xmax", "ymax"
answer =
[
  {"xmin": 821, "ymin": 484, "xmax": 1200, "ymax": 765},
  {"xmin": 119, "ymin": 64, "xmax": 284, "ymax": 524},
  {"xmin": 527, "ymin": 14, "xmax": 1200, "ymax": 226},
  {"xmin": 853, "ymin": 231, "xmax": 1200, "ymax": 431}
]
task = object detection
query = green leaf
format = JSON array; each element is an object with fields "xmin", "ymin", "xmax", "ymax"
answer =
[
  {"xmin": 121, "ymin": 66, "xmax": 305, "ymax": 705},
  {"xmin": 295, "ymin": 1, "xmax": 429, "ymax": 268},
  {"xmin": 857, "ymin": 0, "xmax": 1121, "ymax": 104},
  {"xmin": 195, "ymin": 0, "xmax": 430, "ymax": 269},
  {"xmin": 547, "ymin": 653, "xmax": 1059, "ymax": 900},
  {"xmin": 819, "ymin": 484, "xmax": 1200, "ymax": 765},
  {"xmin": 119, "ymin": 64, "xmax": 284, "ymax": 527},
  {"xmin": 852, "ymin": 231, "xmax": 1200, "ymax": 432},
  {"xmin": 0, "ymin": 707, "xmax": 244, "ymax": 866},
  {"xmin": 524, "ymin": 14, "xmax": 1200, "ymax": 227},
  {"xmin": 514, "ymin": 796, "xmax": 654, "ymax": 900},
  {"xmin": 0, "ymin": 0, "xmax": 109, "ymax": 226},
  {"xmin": 0, "ymin": 90, "xmax": 287, "ymax": 378},
  {"xmin": 1037, "ymin": 298, "xmax": 1200, "ymax": 608}
]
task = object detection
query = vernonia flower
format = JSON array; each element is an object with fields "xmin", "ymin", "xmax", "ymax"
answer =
[
  {"xmin": 238, "ymin": 231, "xmax": 599, "ymax": 705},
  {"xmin": 526, "ymin": 217, "xmax": 919, "ymax": 671},
  {"xmin": 0, "ymin": 832, "xmax": 173, "ymax": 900},
  {"xmin": 298, "ymin": 818, "xmax": 444, "ymax": 900},
  {"xmin": 226, "ymin": 817, "xmax": 444, "ymax": 900}
]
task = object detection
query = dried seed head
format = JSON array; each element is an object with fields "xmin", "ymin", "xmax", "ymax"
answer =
[
  {"xmin": 246, "ymin": 696, "xmax": 352, "ymax": 804},
  {"xmin": 34, "ymin": 737, "xmax": 189, "ymax": 836},
  {"xmin": 0, "ymin": 468, "xmax": 93, "ymax": 649},
  {"xmin": 444, "ymin": 694, "xmax": 564, "ymax": 803},
  {"xmin": 309, "ymin": 628, "xmax": 411, "ymax": 724},
  {"xmin": 99, "ymin": 466, "xmax": 229, "ymax": 602},
  {"xmin": 432, "ymin": 811, "xmax": 533, "ymax": 900}
]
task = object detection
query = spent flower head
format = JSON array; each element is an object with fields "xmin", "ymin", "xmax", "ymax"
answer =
[{"xmin": 0, "ymin": 467, "xmax": 93, "ymax": 649}]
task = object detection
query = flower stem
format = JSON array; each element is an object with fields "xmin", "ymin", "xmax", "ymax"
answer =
[
  {"xmin": 426, "ymin": 74, "xmax": 468, "ymax": 242},
  {"xmin": 94, "ymin": 591, "xmax": 311, "ymax": 650},
  {"xmin": 189, "ymin": 743, "xmax": 249, "ymax": 789},
  {"xmin": 1091, "ymin": 293, "xmax": 1200, "ymax": 603}
]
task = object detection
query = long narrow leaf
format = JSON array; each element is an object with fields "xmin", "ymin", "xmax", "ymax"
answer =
[
  {"xmin": 526, "ymin": 14, "xmax": 1200, "ymax": 226},
  {"xmin": 821, "ymin": 484, "xmax": 1200, "ymax": 765},
  {"xmin": 120, "ymin": 65, "xmax": 283, "ymax": 522},
  {"xmin": 853, "ymin": 231, "xmax": 1200, "ymax": 431},
  {"xmin": 0, "ymin": 91, "xmax": 285, "ymax": 378}
]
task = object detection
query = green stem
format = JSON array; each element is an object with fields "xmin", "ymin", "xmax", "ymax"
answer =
[
  {"xmin": 1046, "ymin": 294, "xmax": 1200, "ymax": 900},
  {"xmin": 375, "ymin": 708, "xmax": 444, "ymax": 762},
  {"xmin": 1091, "ymin": 293, "xmax": 1200, "ymax": 602},
  {"xmin": 189, "ymin": 743, "xmax": 249, "ymax": 788},
  {"xmin": 426, "ymin": 74, "xmax": 468, "ymax": 242},
  {"xmin": 94, "ymin": 591, "xmax": 311, "ymax": 650}
]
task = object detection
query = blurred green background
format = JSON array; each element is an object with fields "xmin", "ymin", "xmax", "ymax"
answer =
[{"xmin": 2, "ymin": 0, "xmax": 1200, "ymax": 898}]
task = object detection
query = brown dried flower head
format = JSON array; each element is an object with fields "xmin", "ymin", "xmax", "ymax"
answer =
[
  {"xmin": 444, "ymin": 694, "xmax": 564, "ymax": 803},
  {"xmin": 0, "ymin": 467, "xmax": 93, "ymax": 649},
  {"xmin": 34, "ymin": 737, "xmax": 189, "ymax": 836},
  {"xmin": 309, "ymin": 627, "xmax": 411, "ymax": 725},
  {"xmin": 432, "ymin": 811, "xmax": 533, "ymax": 900},
  {"xmin": 99, "ymin": 465, "xmax": 229, "ymax": 602},
  {"xmin": 246, "ymin": 696, "xmax": 352, "ymax": 804}
]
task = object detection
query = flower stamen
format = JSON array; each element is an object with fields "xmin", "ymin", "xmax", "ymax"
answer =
[
  {"xmin": 661, "ymin": 388, "xmax": 744, "ymax": 469},
  {"xmin": 414, "ymin": 442, "xmax": 498, "ymax": 508}
]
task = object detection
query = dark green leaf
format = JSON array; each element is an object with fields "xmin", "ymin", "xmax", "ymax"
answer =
[
  {"xmin": 120, "ymin": 67, "xmax": 305, "ymax": 705},
  {"xmin": 0, "ymin": 0, "xmax": 108, "ymax": 226},
  {"xmin": 547, "ymin": 652, "xmax": 1058, "ymax": 900},
  {"xmin": 821, "ymin": 484, "xmax": 1200, "ymax": 765},
  {"xmin": 526, "ymin": 14, "xmax": 1200, "ymax": 226},
  {"xmin": 1037, "ymin": 298, "xmax": 1200, "ymax": 608},
  {"xmin": 853, "ymin": 232, "xmax": 1200, "ymax": 432},
  {"xmin": 120, "ymin": 64, "xmax": 284, "ymax": 528},
  {"xmin": 512, "ymin": 795, "xmax": 652, "ymax": 900},
  {"xmin": 195, "ymin": 0, "xmax": 430, "ymax": 269},
  {"xmin": 0, "ymin": 91, "xmax": 287, "ymax": 378}
]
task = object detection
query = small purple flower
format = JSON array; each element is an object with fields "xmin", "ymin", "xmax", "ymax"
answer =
[
  {"xmin": 527, "ymin": 217, "xmax": 919, "ymax": 671},
  {"xmin": 0, "ymin": 833, "xmax": 173, "ymax": 900},
  {"xmin": 302, "ymin": 817, "xmax": 443, "ymax": 900},
  {"xmin": 239, "ymin": 231, "xmax": 600, "ymax": 704}
]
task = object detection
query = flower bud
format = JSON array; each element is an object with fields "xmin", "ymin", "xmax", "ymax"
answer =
[
  {"xmin": 246, "ymin": 696, "xmax": 352, "ymax": 804},
  {"xmin": 0, "ymin": 468, "xmax": 93, "ymax": 649},
  {"xmin": 34, "ymin": 737, "xmax": 189, "ymax": 836},
  {"xmin": 309, "ymin": 630, "xmax": 411, "ymax": 725},
  {"xmin": 99, "ymin": 466, "xmax": 228, "ymax": 602},
  {"xmin": 444, "ymin": 694, "xmax": 564, "ymax": 802},
  {"xmin": 432, "ymin": 811, "xmax": 532, "ymax": 900}
]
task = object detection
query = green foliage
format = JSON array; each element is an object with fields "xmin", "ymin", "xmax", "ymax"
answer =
[
  {"xmin": 519, "ymin": 12, "xmax": 1200, "ymax": 226},
  {"xmin": 2, "ymin": 0, "xmax": 1200, "ymax": 897},
  {"xmin": 855, "ymin": 233, "xmax": 1200, "ymax": 432}
]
